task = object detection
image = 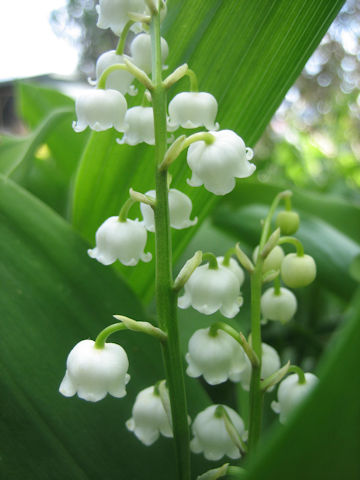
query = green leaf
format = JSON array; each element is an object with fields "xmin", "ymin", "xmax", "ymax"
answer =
[
  {"xmin": 0, "ymin": 135, "xmax": 29, "ymax": 175},
  {"xmin": 0, "ymin": 108, "xmax": 73, "ymax": 177},
  {"xmin": 349, "ymin": 254, "xmax": 360, "ymax": 283},
  {"xmin": 243, "ymin": 288, "xmax": 360, "ymax": 480},
  {"xmin": 0, "ymin": 175, "xmax": 209, "ymax": 479},
  {"xmin": 10, "ymin": 83, "xmax": 89, "ymax": 216},
  {"xmin": 16, "ymin": 82, "xmax": 89, "ymax": 179},
  {"xmin": 72, "ymin": 0, "xmax": 344, "ymax": 301}
]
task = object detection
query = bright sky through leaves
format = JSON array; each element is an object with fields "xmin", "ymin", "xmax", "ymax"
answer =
[{"xmin": 0, "ymin": 0, "xmax": 78, "ymax": 82}]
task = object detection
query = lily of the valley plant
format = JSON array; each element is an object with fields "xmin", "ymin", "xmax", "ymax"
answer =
[{"xmin": 59, "ymin": 1, "xmax": 319, "ymax": 478}]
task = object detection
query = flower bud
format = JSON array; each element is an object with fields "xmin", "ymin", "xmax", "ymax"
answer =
[
  {"xmin": 88, "ymin": 216, "xmax": 152, "ymax": 266},
  {"xmin": 261, "ymin": 287, "xmax": 297, "ymax": 324},
  {"xmin": 120, "ymin": 106, "xmax": 155, "ymax": 145},
  {"xmin": 126, "ymin": 385, "xmax": 173, "ymax": 445},
  {"xmin": 271, "ymin": 372, "xmax": 318, "ymax": 424},
  {"xmin": 191, "ymin": 405, "xmax": 245, "ymax": 461},
  {"xmin": 168, "ymin": 92, "xmax": 218, "ymax": 131},
  {"xmin": 140, "ymin": 188, "xmax": 197, "ymax": 231},
  {"xmin": 96, "ymin": 50, "xmax": 134, "ymax": 94},
  {"xmin": 73, "ymin": 89, "xmax": 127, "ymax": 133},
  {"xmin": 59, "ymin": 339, "xmax": 130, "ymax": 402},
  {"xmin": 187, "ymin": 130, "xmax": 255, "ymax": 196},
  {"xmin": 237, "ymin": 343, "xmax": 280, "ymax": 391},
  {"xmin": 253, "ymin": 245, "xmax": 285, "ymax": 273},
  {"xmin": 96, "ymin": 0, "xmax": 148, "ymax": 35},
  {"xmin": 280, "ymin": 253, "xmax": 316, "ymax": 288},
  {"xmin": 276, "ymin": 210, "xmax": 300, "ymax": 235},
  {"xmin": 186, "ymin": 328, "xmax": 246, "ymax": 385},
  {"xmin": 178, "ymin": 257, "xmax": 243, "ymax": 318},
  {"xmin": 130, "ymin": 33, "xmax": 168, "ymax": 74}
]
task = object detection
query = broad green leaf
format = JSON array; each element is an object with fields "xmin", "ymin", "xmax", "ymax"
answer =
[
  {"xmin": 242, "ymin": 288, "xmax": 360, "ymax": 480},
  {"xmin": 16, "ymin": 82, "xmax": 89, "ymax": 179},
  {"xmin": 11, "ymin": 83, "xmax": 89, "ymax": 216},
  {"xmin": 72, "ymin": 0, "xmax": 344, "ymax": 301},
  {"xmin": 0, "ymin": 108, "xmax": 73, "ymax": 177},
  {"xmin": 212, "ymin": 202, "xmax": 359, "ymax": 300},
  {"xmin": 0, "ymin": 176, "xmax": 209, "ymax": 479},
  {"xmin": 349, "ymin": 254, "xmax": 360, "ymax": 283},
  {"xmin": 0, "ymin": 135, "xmax": 29, "ymax": 175}
]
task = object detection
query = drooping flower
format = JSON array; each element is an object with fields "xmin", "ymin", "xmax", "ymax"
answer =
[
  {"xmin": 140, "ymin": 189, "xmax": 197, "ymax": 232},
  {"xmin": 271, "ymin": 373, "xmax": 318, "ymax": 424},
  {"xmin": 95, "ymin": 50, "xmax": 134, "ymax": 94},
  {"xmin": 187, "ymin": 130, "xmax": 255, "ymax": 195},
  {"xmin": 237, "ymin": 342, "xmax": 280, "ymax": 391},
  {"xmin": 168, "ymin": 92, "xmax": 218, "ymax": 131},
  {"xmin": 130, "ymin": 33, "xmax": 169, "ymax": 74},
  {"xmin": 88, "ymin": 216, "xmax": 152, "ymax": 266},
  {"xmin": 261, "ymin": 287, "xmax": 297, "ymax": 324},
  {"xmin": 253, "ymin": 245, "xmax": 285, "ymax": 273},
  {"xmin": 73, "ymin": 89, "xmax": 127, "ymax": 132},
  {"xmin": 186, "ymin": 328, "xmax": 246, "ymax": 385},
  {"xmin": 126, "ymin": 384, "xmax": 173, "ymax": 445},
  {"xmin": 59, "ymin": 339, "xmax": 130, "ymax": 402},
  {"xmin": 178, "ymin": 257, "xmax": 243, "ymax": 318},
  {"xmin": 96, "ymin": 0, "xmax": 148, "ymax": 36},
  {"xmin": 190, "ymin": 405, "xmax": 245, "ymax": 461},
  {"xmin": 280, "ymin": 253, "xmax": 317, "ymax": 288},
  {"xmin": 119, "ymin": 106, "xmax": 155, "ymax": 145}
]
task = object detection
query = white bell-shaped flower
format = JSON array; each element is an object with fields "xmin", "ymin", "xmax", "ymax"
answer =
[
  {"xmin": 168, "ymin": 92, "xmax": 218, "ymax": 131},
  {"xmin": 140, "ymin": 189, "xmax": 197, "ymax": 232},
  {"xmin": 96, "ymin": 0, "xmax": 148, "ymax": 35},
  {"xmin": 187, "ymin": 130, "xmax": 255, "ymax": 195},
  {"xmin": 88, "ymin": 216, "xmax": 152, "ymax": 266},
  {"xmin": 271, "ymin": 373, "xmax": 318, "ymax": 424},
  {"xmin": 186, "ymin": 328, "xmax": 246, "ymax": 385},
  {"xmin": 261, "ymin": 287, "xmax": 297, "ymax": 324},
  {"xmin": 130, "ymin": 33, "xmax": 169, "ymax": 74},
  {"xmin": 237, "ymin": 343, "xmax": 280, "ymax": 392},
  {"xmin": 178, "ymin": 257, "xmax": 242, "ymax": 318},
  {"xmin": 191, "ymin": 405, "xmax": 245, "ymax": 461},
  {"xmin": 95, "ymin": 50, "xmax": 134, "ymax": 94},
  {"xmin": 120, "ymin": 106, "xmax": 155, "ymax": 145},
  {"xmin": 73, "ymin": 89, "xmax": 127, "ymax": 133},
  {"xmin": 59, "ymin": 339, "xmax": 130, "ymax": 402},
  {"xmin": 126, "ymin": 385, "xmax": 173, "ymax": 445}
]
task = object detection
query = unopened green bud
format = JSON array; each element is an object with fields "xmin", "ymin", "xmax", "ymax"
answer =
[
  {"xmin": 280, "ymin": 253, "xmax": 316, "ymax": 288},
  {"xmin": 276, "ymin": 211, "xmax": 300, "ymax": 235}
]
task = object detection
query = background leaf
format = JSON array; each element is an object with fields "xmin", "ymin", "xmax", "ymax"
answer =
[
  {"xmin": 16, "ymin": 82, "xmax": 89, "ymax": 179},
  {"xmin": 9, "ymin": 83, "xmax": 90, "ymax": 216},
  {"xmin": 0, "ymin": 175, "xmax": 209, "ymax": 479},
  {"xmin": 72, "ymin": 0, "xmax": 345, "ymax": 302}
]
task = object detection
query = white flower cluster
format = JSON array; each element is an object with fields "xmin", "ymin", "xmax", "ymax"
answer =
[{"xmin": 60, "ymin": 0, "xmax": 320, "ymax": 466}]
